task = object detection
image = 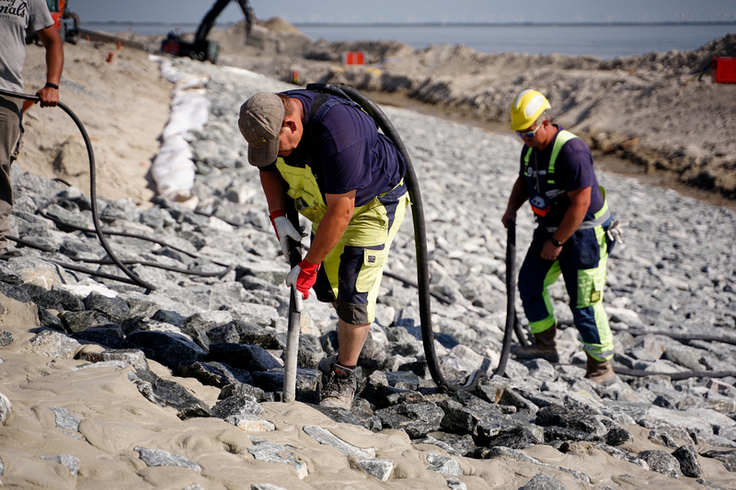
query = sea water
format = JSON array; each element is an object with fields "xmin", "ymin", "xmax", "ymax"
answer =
[
  {"xmin": 85, "ymin": 21, "xmax": 736, "ymax": 59},
  {"xmin": 297, "ymin": 23, "xmax": 736, "ymax": 59}
]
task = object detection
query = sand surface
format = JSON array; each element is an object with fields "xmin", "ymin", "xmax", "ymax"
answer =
[
  {"xmin": 17, "ymin": 40, "xmax": 171, "ymax": 206},
  {"xmin": 2, "ymin": 285, "xmax": 734, "ymax": 488},
  {"xmin": 2, "ymin": 28, "xmax": 735, "ymax": 489}
]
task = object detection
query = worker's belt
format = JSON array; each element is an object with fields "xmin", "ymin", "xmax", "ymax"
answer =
[{"xmin": 545, "ymin": 208, "xmax": 612, "ymax": 233}]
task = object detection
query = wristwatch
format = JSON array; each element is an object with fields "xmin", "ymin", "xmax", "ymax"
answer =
[
  {"xmin": 550, "ymin": 237, "xmax": 563, "ymax": 247},
  {"xmin": 44, "ymin": 82, "xmax": 59, "ymax": 90}
]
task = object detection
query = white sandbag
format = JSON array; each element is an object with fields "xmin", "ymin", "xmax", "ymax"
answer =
[
  {"xmin": 174, "ymin": 73, "xmax": 210, "ymax": 91},
  {"xmin": 163, "ymin": 89, "xmax": 209, "ymax": 140},
  {"xmin": 150, "ymin": 57, "xmax": 210, "ymax": 200},
  {"xmin": 151, "ymin": 134, "xmax": 196, "ymax": 200}
]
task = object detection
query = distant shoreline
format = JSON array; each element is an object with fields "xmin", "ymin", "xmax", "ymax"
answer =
[
  {"xmin": 293, "ymin": 21, "xmax": 736, "ymax": 27},
  {"xmin": 84, "ymin": 20, "xmax": 736, "ymax": 27}
]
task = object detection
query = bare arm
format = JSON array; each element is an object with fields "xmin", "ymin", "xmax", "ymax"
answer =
[
  {"xmin": 304, "ymin": 190, "xmax": 355, "ymax": 265},
  {"xmin": 259, "ymin": 169, "xmax": 286, "ymax": 213},
  {"xmin": 35, "ymin": 24, "xmax": 64, "ymax": 107},
  {"xmin": 501, "ymin": 175, "xmax": 529, "ymax": 227},
  {"xmin": 541, "ymin": 186, "xmax": 591, "ymax": 261}
]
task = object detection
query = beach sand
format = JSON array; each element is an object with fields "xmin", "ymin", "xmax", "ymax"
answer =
[
  {"xmin": 2, "ymin": 30, "xmax": 735, "ymax": 489},
  {"xmin": 3, "ymin": 288, "xmax": 733, "ymax": 489},
  {"xmin": 17, "ymin": 40, "xmax": 170, "ymax": 207}
]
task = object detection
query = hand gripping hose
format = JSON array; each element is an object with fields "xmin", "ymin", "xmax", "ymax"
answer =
[
  {"xmin": 306, "ymin": 83, "xmax": 496, "ymax": 392},
  {"xmin": 0, "ymin": 88, "xmax": 156, "ymax": 291}
]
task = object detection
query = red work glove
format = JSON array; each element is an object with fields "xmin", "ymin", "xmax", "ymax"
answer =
[{"xmin": 285, "ymin": 259, "xmax": 320, "ymax": 300}]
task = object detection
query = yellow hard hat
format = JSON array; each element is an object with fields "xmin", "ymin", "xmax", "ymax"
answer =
[{"xmin": 510, "ymin": 90, "xmax": 551, "ymax": 131}]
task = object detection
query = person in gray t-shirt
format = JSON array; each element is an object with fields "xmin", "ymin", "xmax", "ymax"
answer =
[{"xmin": 0, "ymin": 0, "xmax": 64, "ymax": 257}]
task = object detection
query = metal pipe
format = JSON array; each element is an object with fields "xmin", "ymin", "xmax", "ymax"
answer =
[{"xmin": 282, "ymin": 196, "xmax": 302, "ymax": 403}]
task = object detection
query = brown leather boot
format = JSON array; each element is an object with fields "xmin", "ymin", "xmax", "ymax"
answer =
[
  {"xmin": 510, "ymin": 323, "xmax": 559, "ymax": 363},
  {"xmin": 585, "ymin": 353, "xmax": 615, "ymax": 384}
]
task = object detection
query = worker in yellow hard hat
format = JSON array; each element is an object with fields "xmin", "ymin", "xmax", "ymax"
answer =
[{"xmin": 502, "ymin": 89, "xmax": 620, "ymax": 384}]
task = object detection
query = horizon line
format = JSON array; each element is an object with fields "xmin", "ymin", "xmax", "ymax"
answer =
[{"xmin": 85, "ymin": 20, "xmax": 736, "ymax": 27}]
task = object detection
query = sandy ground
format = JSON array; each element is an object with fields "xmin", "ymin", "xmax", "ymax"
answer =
[
  {"xmin": 2, "ymin": 29, "xmax": 736, "ymax": 489},
  {"xmin": 16, "ymin": 40, "xmax": 171, "ymax": 206},
  {"xmin": 2, "ymin": 289, "xmax": 735, "ymax": 489}
]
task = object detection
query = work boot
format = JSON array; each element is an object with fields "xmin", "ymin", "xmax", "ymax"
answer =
[
  {"xmin": 510, "ymin": 323, "xmax": 559, "ymax": 363},
  {"xmin": 319, "ymin": 361, "xmax": 357, "ymax": 410},
  {"xmin": 585, "ymin": 353, "xmax": 616, "ymax": 384}
]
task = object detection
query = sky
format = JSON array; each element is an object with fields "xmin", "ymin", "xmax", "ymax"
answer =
[{"xmin": 73, "ymin": 0, "xmax": 736, "ymax": 24}]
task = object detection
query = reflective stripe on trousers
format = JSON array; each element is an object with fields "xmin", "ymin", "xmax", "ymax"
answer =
[{"xmin": 518, "ymin": 217, "xmax": 614, "ymax": 361}]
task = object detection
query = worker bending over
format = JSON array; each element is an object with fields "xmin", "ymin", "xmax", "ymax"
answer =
[
  {"xmin": 239, "ymin": 90, "xmax": 408, "ymax": 408},
  {"xmin": 502, "ymin": 89, "xmax": 618, "ymax": 384}
]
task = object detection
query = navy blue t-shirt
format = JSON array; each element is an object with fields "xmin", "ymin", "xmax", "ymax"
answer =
[
  {"xmin": 265, "ymin": 90, "xmax": 405, "ymax": 207},
  {"xmin": 519, "ymin": 125, "xmax": 604, "ymax": 227}
]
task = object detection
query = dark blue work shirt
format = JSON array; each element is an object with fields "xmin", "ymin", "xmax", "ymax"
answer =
[
  {"xmin": 265, "ymin": 90, "xmax": 405, "ymax": 207},
  {"xmin": 519, "ymin": 125, "xmax": 604, "ymax": 228}
]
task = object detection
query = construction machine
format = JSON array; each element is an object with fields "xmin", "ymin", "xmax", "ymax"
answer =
[
  {"xmin": 161, "ymin": 0, "xmax": 265, "ymax": 64},
  {"xmin": 26, "ymin": 0, "xmax": 79, "ymax": 45}
]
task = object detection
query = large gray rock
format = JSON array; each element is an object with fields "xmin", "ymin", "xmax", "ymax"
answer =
[
  {"xmin": 639, "ymin": 450, "xmax": 683, "ymax": 478},
  {"xmin": 41, "ymin": 454, "xmax": 79, "ymax": 476},
  {"xmin": 126, "ymin": 330, "xmax": 208, "ymax": 368},
  {"xmin": 520, "ymin": 472, "xmax": 566, "ymax": 490},
  {"xmin": 176, "ymin": 361, "xmax": 253, "ymax": 387},
  {"xmin": 0, "ymin": 392, "xmax": 11, "ymax": 425},
  {"xmin": 702, "ymin": 449, "xmax": 736, "ymax": 473},
  {"xmin": 211, "ymin": 394, "xmax": 274, "ymax": 432},
  {"xmin": 673, "ymin": 444, "xmax": 702, "ymax": 478},
  {"xmin": 128, "ymin": 365, "xmax": 210, "ymax": 418},
  {"xmin": 302, "ymin": 425, "xmax": 375, "ymax": 458},
  {"xmin": 247, "ymin": 437, "xmax": 307, "ymax": 479},
  {"xmin": 375, "ymin": 403, "xmax": 445, "ymax": 438},
  {"xmin": 426, "ymin": 453, "xmax": 463, "ymax": 476},
  {"xmin": 48, "ymin": 406, "xmax": 81, "ymax": 432},
  {"xmin": 134, "ymin": 447, "xmax": 201, "ymax": 473},
  {"xmin": 29, "ymin": 330, "xmax": 80, "ymax": 359},
  {"xmin": 207, "ymin": 342, "xmax": 282, "ymax": 371}
]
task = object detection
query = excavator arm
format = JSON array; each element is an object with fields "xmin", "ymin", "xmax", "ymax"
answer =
[
  {"xmin": 194, "ymin": 0, "xmax": 253, "ymax": 44},
  {"xmin": 161, "ymin": 0, "xmax": 256, "ymax": 64}
]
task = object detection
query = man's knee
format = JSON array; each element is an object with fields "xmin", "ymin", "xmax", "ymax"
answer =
[{"xmin": 336, "ymin": 298, "xmax": 369, "ymax": 325}]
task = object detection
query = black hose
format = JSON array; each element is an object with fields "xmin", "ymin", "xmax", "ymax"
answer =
[
  {"xmin": 514, "ymin": 313, "xmax": 531, "ymax": 346},
  {"xmin": 37, "ymin": 204, "xmax": 208, "ymax": 261},
  {"xmin": 0, "ymin": 88, "xmax": 156, "ymax": 291},
  {"xmin": 7, "ymin": 233, "xmax": 233, "ymax": 278},
  {"xmin": 493, "ymin": 221, "xmax": 517, "ymax": 376}
]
